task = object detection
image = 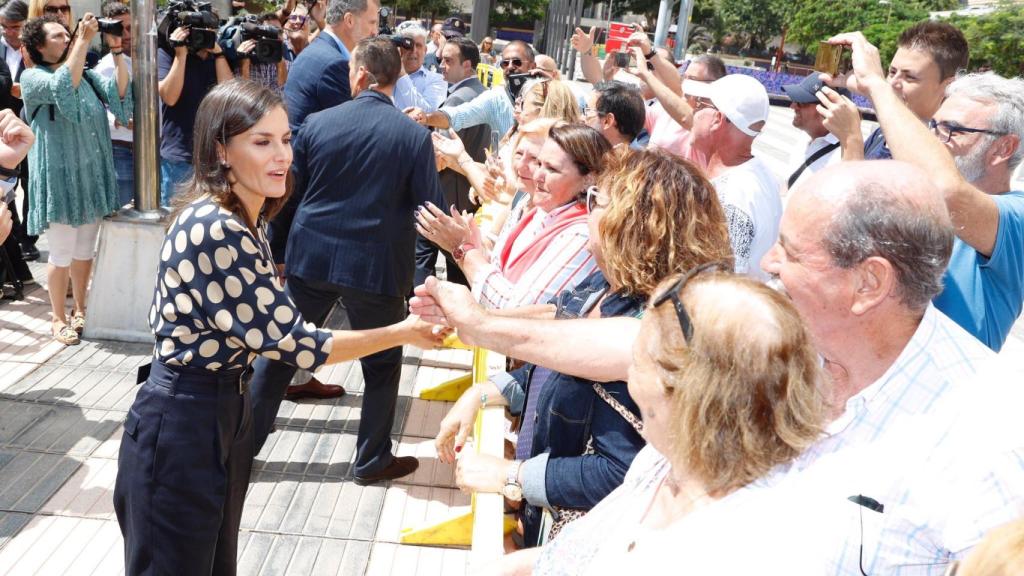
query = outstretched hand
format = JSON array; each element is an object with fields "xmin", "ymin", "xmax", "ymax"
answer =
[
  {"xmin": 409, "ymin": 276, "xmax": 483, "ymax": 335},
  {"xmin": 570, "ymin": 26, "xmax": 596, "ymax": 54}
]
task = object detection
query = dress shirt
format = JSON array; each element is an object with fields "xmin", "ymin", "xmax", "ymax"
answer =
[
  {"xmin": 2, "ymin": 38, "xmax": 21, "ymax": 80},
  {"xmin": 320, "ymin": 28, "xmax": 350, "ymax": 60},
  {"xmin": 471, "ymin": 202, "xmax": 597, "ymax": 309},
  {"xmin": 785, "ymin": 305, "xmax": 1024, "ymax": 575},
  {"xmin": 441, "ymin": 86, "xmax": 515, "ymax": 138},
  {"xmin": 393, "ymin": 66, "xmax": 446, "ymax": 112}
]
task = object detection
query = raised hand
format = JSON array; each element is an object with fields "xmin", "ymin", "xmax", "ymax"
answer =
[{"xmin": 570, "ymin": 26, "xmax": 596, "ymax": 55}]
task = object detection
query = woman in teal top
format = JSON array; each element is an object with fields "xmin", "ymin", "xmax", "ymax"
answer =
[{"xmin": 19, "ymin": 13, "xmax": 130, "ymax": 345}]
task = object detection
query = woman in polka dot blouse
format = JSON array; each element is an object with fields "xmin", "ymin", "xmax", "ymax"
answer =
[{"xmin": 113, "ymin": 79, "xmax": 447, "ymax": 576}]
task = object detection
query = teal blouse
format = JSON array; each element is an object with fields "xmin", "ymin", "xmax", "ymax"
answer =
[{"xmin": 20, "ymin": 64, "xmax": 133, "ymax": 235}]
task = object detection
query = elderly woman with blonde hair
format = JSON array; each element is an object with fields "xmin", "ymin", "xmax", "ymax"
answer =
[{"xmin": 472, "ymin": 264, "xmax": 829, "ymax": 573}]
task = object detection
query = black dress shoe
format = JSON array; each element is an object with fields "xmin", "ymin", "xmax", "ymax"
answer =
[
  {"xmin": 285, "ymin": 376, "xmax": 345, "ymax": 400},
  {"xmin": 353, "ymin": 456, "xmax": 419, "ymax": 486},
  {"xmin": 21, "ymin": 245, "xmax": 39, "ymax": 262}
]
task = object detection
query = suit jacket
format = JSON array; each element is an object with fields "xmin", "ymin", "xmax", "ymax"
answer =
[
  {"xmin": 0, "ymin": 56, "xmax": 14, "ymax": 114},
  {"xmin": 282, "ymin": 33, "xmax": 350, "ymax": 133},
  {"xmin": 439, "ymin": 77, "xmax": 488, "ymax": 212},
  {"xmin": 270, "ymin": 89, "xmax": 446, "ymax": 298}
]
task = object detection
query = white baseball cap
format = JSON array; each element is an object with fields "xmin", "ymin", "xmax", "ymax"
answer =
[{"xmin": 684, "ymin": 75, "xmax": 769, "ymax": 137}]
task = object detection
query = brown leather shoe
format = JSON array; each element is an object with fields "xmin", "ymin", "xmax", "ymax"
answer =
[
  {"xmin": 353, "ymin": 456, "xmax": 419, "ymax": 486},
  {"xmin": 284, "ymin": 376, "xmax": 345, "ymax": 401}
]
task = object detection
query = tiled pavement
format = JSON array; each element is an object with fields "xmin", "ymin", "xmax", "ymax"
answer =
[
  {"xmin": 0, "ymin": 253, "xmax": 479, "ymax": 575},
  {"xmin": 2, "ymin": 106, "xmax": 1024, "ymax": 576}
]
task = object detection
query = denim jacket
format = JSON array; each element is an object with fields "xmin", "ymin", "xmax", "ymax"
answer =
[{"xmin": 491, "ymin": 270, "xmax": 646, "ymax": 546}]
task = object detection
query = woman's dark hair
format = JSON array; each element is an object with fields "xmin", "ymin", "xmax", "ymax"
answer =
[
  {"xmin": 19, "ymin": 15, "xmax": 65, "ymax": 66},
  {"xmin": 171, "ymin": 79, "xmax": 292, "ymax": 228},
  {"xmin": 547, "ymin": 123, "xmax": 611, "ymax": 177}
]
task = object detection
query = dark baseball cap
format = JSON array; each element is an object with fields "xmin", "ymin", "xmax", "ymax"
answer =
[
  {"xmin": 782, "ymin": 73, "xmax": 850, "ymax": 104},
  {"xmin": 441, "ymin": 16, "xmax": 466, "ymax": 39}
]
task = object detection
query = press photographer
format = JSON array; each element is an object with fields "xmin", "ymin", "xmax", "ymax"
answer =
[
  {"xmin": 233, "ymin": 12, "xmax": 287, "ymax": 90},
  {"xmin": 157, "ymin": 0, "xmax": 232, "ymax": 205},
  {"xmin": 94, "ymin": 0, "xmax": 134, "ymax": 207},
  {"xmin": 18, "ymin": 11, "xmax": 130, "ymax": 344}
]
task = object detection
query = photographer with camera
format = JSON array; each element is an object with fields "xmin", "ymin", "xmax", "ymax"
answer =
[
  {"xmin": 391, "ymin": 20, "xmax": 445, "ymax": 112},
  {"xmin": 283, "ymin": 0, "xmax": 379, "ymax": 134},
  {"xmin": 157, "ymin": 0, "xmax": 232, "ymax": 205},
  {"xmin": 94, "ymin": 0, "xmax": 133, "ymax": 207},
  {"xmin": 19, "ymin": 11, "xmax": 130, "ymax": 345},
  {"xmin": 236, "ymin": 12, "xmax": 288, "ymax": 91}
]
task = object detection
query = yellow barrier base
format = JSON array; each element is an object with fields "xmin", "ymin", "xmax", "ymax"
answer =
[
  {"xmin": 418, "ymin": 373, "xmax": 473, "ymax": 401},
  {"xmin": 442, "ymin": 334, "xmax": 473, "ymax": 350},
  {"xmin": 400, "ymin": 511, "xmax": 517, "ymax": 547}
]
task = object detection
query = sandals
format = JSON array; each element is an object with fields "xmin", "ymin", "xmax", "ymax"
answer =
[
  {"xmin": 53, "ymin": 323, "xmax": 80, "ymax": 346},
  {"xmin": 70, "ymin": 312, "xmax": 86, "ymax": 334}
]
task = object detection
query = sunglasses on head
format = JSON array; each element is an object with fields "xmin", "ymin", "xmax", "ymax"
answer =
[
  {"xmin": 499, "ymin": 57, "xmax": 523, "ymax": 69},
  {"xmin": 649, "ymin": 261, "xmax": 733, "ymax": 342}
]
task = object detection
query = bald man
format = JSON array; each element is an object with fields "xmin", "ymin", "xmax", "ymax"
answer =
[{"xmin": 759, "ymin": 161, "xmax": 1024, "ymax": 575}]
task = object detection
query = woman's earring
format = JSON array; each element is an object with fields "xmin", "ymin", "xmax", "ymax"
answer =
[{"xmin": 220, "ymin": 160, "xmax": 232, "ymax": 170}]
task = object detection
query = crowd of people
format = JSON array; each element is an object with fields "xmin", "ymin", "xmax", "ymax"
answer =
[{"xmin": 0, "ymin": 0, "xmax": 1022, "ymax": 574}]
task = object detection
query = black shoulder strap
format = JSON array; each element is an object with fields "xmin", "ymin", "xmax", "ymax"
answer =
[
  {"xmin": 82, "ymin": 71, "xmax": 108, "ymax": 107},
  {"xmin": 788, "ymin": 141, "xmax": 841, "ymax": 188}
]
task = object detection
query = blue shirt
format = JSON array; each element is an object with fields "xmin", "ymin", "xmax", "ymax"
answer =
[
  {"xmin": 157, "ymin": 49, "xmax": 218, "ymax": 163},
  {"xmin": 393, "ymin": 67, "xmax": 447, "ymax": 112},
  {"xmin": 933, "ymin": 190, "xmax": 1024, "ymax": 351}
]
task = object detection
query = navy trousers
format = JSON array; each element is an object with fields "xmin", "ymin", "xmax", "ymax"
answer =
[
  {"xmin": 413, "ymin": 233, "xmax": 468, "ymax": 291},
  {"xmin": 114, "ymin": 360, "xmax": 253, "ymax": 576},
  {"xmin": 248, "ymin": 276, "xmax": 406, "ymax": 477}
]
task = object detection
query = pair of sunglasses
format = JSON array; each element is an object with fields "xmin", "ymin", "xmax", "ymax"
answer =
[{"xmin": 649, "ymin": 261, "xmax": 733, "ymax": 341}]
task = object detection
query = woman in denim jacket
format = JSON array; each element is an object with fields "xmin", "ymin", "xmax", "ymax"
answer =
[{"xmin": 435, "ymin": 149, "xmax": 734, "ymax": 547}]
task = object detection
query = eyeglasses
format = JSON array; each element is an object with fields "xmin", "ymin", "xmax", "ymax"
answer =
[
  {"xmin": 649, "ymin": 261, "xmax": 733, "ymax": 342},
  {"xmin": 287, "ymin": 14, "xmax": 307, "ymax": 24},
  {"xmin": 499, "ymin": 57, "xmax": 523, "ymax": 69},
  {"xmin": 693, "ymin": 97, "xmax": 718, "ymax": 113},
  {"xmin": 928, "ymin": 119, "xmax": 1007, "ymax": 144},
  {"xmin": 43, "ymin": 4, "xmax": 71, "ymax": 15},
  {"xmin": 580, "ymin": 185, "xmax": 605, "ymax": 213}
]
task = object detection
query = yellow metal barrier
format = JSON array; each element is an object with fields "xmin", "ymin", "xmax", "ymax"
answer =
[
  {"xmin": 400, "ymin": 347, "xmax": 515, "ymax": 556},
  {"xmin": 416, "ymin": 333, "xmax": 476, "ymax": 401}
]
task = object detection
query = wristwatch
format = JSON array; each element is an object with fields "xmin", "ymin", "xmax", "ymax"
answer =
[
  {"xmin": 502, "ymin": 461, "xmax": 524, "ymax": 501},
  {"xmin": 452, "ymin": 241, "xmax": 477, "ymax": 263},
  {"xmin": 644, "ymin": 48, "xmax": 658, "ymax": 60}
]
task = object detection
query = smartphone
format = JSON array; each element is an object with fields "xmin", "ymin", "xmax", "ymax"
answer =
[
  {"xmin": 814, "ymin": 41, "xmax": 846, "ymax": 76},
  {"xmin": 613, "ymin": 51, "xmax": 636, "ymax": 69}
]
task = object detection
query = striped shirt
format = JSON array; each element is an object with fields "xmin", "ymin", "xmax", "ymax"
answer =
[
  {"xmin": 785, "ymin": 305, "xmax": 1024, "ymax": 575},
  {"xmin": 472, "ymin": 203, "xmax": 596, "ymax": 309},
  {"xmin": 442, "ymin": 86, "xmax": 515, "ymax": 138}
]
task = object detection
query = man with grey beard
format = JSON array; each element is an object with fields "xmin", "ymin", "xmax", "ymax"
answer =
[{"xmin": 821, "ymin": 33, "xmax": 1024, "ymax": 351}]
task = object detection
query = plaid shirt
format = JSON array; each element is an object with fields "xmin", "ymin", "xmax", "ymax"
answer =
[
  {"xmin": 472, "ymin": 203, "xmax": 596, "ymax": 309},
  {"xmin": 787, "ymin": 305, "xmax": 1024, "ymax": 575},
  {"xmin": 247, "ymin": 61, "xmax": 280, "ymax": 92}
]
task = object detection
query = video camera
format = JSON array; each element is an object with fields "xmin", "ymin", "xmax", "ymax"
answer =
[
  {"xmin": 158, "ymin": 0, "xmax": 220, "ymax": 53},
  {"xmin": 238, "ymin": 22, "xmax": 283, "ymax": 64}
]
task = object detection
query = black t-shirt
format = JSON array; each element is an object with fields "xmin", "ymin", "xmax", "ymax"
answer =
[{"xmin": 157, "ymin": 48, "xmax": 218, "ymax": 163}]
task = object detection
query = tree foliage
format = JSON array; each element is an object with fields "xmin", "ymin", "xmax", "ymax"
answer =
[
  {"xmin": 491, "ymin": 0, "xmax": 547, "ymax": 26},
  {"xmin": 948, "ymin": 4, "xmax": 1024, "ymax": 76},
  {"xmin": 394, "ymin": 0, "xmax": 455, "ymax": 20},
  {"xmin": 715, "ymin": 0, "xmax": 788, "ymax": 51}
]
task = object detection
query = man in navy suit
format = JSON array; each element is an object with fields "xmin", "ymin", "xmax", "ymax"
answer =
[
  {"xmin": 283, "ymin": 0, "xmax": 379, "ymax": 133},
  {"xmin": 250, "ymin": 37, "xmax": 445, "ymax": 485}
]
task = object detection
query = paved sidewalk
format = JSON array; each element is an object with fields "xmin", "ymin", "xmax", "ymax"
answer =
[{"xmin": 0, "ymin": 267, "xmax": 479, "ymax": 575}]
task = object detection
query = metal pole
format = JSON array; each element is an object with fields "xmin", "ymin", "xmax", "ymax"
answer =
[
  {"xmin": 129, "ymin": 0, "xmax": 162, "ymax": 218},
  {"xmin": 652, "ymin": 0, "xmax": 672, "ymax": 48},
  {"xmin": 470, "ymin": 0, "xmax": 490, "ymax": 44},
  {"xmin": 673, "ymin": 0, "xmax": 694, "ymax": 61}
]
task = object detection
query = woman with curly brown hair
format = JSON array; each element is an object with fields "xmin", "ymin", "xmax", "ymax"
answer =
[{"xmin": 434, "ymin": 148, "xmax": 734, "ymax": 549}]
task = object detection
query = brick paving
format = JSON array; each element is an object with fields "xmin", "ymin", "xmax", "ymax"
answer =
[{"xmin": 1, "ymin": 106, "xmax": 1022, "ymax": 575}]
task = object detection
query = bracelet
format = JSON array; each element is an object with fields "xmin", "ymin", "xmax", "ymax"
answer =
[
  {"xmin": 457, "ymin": 155, "xmax": 474, "ymax": 166},
  {"xmin": 480, "ymin": 392, "xmax": 488, "ymax": 407},
  {"xmin": 0, "ymin": 165, "xmax": 20, "ymax": 178},
  {"xmin": 111, "ymin": 49, "xmax": 123, "ymax": 55},
  {"xmin": 644, "ymin": 48, "xmax": 658, "ymax": 60},
  {"xmin": 214, "ymin": 52, "xmax": 227, "ymax": 59}
]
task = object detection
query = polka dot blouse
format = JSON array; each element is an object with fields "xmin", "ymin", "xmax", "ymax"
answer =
[{"xmin": 150, "ymin": 195, "xmax": 334, "ymax": 371}]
